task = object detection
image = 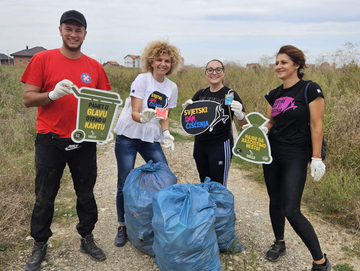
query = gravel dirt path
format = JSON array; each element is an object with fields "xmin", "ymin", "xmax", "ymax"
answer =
[{"xmin": 9, "ymin": 138, "xmax": 360, "ymax": 271}]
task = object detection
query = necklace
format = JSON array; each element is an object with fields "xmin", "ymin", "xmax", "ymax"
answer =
[{"xmin": 154, "ymin": 79, "xmax": 166, "ymax": 92}]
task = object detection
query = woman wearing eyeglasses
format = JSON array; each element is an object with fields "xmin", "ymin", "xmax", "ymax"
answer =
[{"xmin": 182, "ymin": 59, "xmax": 247, "ymax": 187}]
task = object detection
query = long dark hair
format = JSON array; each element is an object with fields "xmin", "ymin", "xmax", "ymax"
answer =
[{"xmin": 277, "ymin": 45, "xmax": 306, "ymax": 79}]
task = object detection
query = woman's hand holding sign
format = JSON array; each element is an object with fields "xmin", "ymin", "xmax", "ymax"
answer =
[
  {"xmin": 182, "ymin": 99, "xmax": 193, "ymax": 109},
  {"xmin": 48, "ymin": 79, "xmax": 73, "ymax": 101},
  {"xmin": 140, "ymin": 108, "xmax": 157, "ymax": 123},
  {"xmin": 230, "ymin": 100, "xmax": 244, "ymax": 121}
]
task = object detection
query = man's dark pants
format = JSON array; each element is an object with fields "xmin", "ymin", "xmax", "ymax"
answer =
[{"xmin": 30, "ymin": 133, "xmax": 98, "ymax": 242}]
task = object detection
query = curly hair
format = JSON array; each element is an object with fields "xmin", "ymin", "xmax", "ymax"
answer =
[
  {"xmin": 141, "ymin": 40, "xmax": 182, "ymax": 75},
  {"xmin": 277, "ymin": 45, "xmax": 307, "ymax": 79}
]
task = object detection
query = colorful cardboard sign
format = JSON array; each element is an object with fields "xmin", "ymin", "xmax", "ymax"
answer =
[
  {"xmin": 181, "ymin": 100, "xmax": 229, "ymax": 135},
  {"xmin": 233, "ymin": 112, "xmax": 273, "ymax": 164},
  {"xmin": 155, "ymin": 107, "xmax": 168, "ymax": 119},
  {"xmin": 71, "ymin": 86, "xmax": 123, "ymax": 143},
  {"xmin": 225, "ymin": 92, "xmax": 234, "ymax": 105},
  {"xmin": 147, "ymin": 91, "xmax": 168, "ymax": 109}
]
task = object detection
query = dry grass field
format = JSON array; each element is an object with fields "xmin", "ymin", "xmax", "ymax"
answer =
[{"xmin": 0, "ymin": 63, "xmax": 359, "ymax": 270}]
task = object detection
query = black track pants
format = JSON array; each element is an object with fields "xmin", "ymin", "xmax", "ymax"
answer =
[{"xmin": 193, "ymin": 137, "xmax": 233, "ymax": 187}]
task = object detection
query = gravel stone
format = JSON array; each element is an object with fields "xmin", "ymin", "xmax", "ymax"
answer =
[{"xmin": 8, "ymin": 137, "xmax": 360, "ymax": 271}]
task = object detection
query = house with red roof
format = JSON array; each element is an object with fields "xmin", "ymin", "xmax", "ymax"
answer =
[
  {"xmin": 124, "ymin": 55, "xmax": 140, "ymax": 68},
  {"xmin": 103, "ymin": 61, "xmax": 120, "ymax": 67},
  {"xmin": 246, "ymin": 63, "xmax": 261, "ymax": 69},
  {"xmin": 10, "ymin": 46, "xmax": 47, "ymax": 67}
]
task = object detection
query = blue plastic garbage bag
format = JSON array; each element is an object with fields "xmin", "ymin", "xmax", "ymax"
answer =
[
  {"xmin": 152, "ymin": 183, "xmax": 223, "ymax": 271},
  {"xmin": 123, "ymin": 160, "xmax": 177, "ymax": 257},
  {"xmin": 196, "ymin": 177, "xmax": 242, "ymax": 253}
]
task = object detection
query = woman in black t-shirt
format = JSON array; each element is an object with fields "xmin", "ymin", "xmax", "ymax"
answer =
[
  {"xmin": 182, "ymin": 59, "xmax": 247, "ymax": 187},
  {"xmin": 262, "ymin": 45, "xmax": 330, "ymax": 271}
]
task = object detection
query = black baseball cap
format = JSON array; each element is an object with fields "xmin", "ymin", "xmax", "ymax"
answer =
[{"xmin": 60, "ymin": 10, "xmax": 87, "ymax": 29}]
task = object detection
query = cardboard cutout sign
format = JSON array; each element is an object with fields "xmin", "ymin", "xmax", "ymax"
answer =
[
  {"xmin": 181, "ymin": 100, "xmax": 229, "ymax": 135},
  {"xmin": 147, "ymin": 91, "xmax": 168, "ymax": 109},
  {"xmin": 155, "ymin": 107, "xmax": 168, "ymax": 119},
  {"xmin": 233, "ymin": 112, "xmax": 273, "ymax": 164},
  {"xmin": 71, "ymin": 86, "xmax": 123, "ymax": 143}
]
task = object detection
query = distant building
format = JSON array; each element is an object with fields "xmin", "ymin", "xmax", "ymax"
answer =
[
  {"xmin": 319, "ymin": 62, "xmax": 331, "ymax": 70},
  {"xmin": 10, "ymin": 46, "xmax": 47, "ymax": 67},
  {"xmin": 124, "ymin": 55, "xmax": 140, "ymax": 68},
  {"xmin": 246, "ymin": 63, "xmax": 261, "ymax": 69},
  {"xmin": 0, "ymin": 53, "xmax": 14, "ymax": 65},
  {"xmin": 307, "ymin": 64, "xmax": 316, "ymax": 70},
  {"xmin": 103, "ymin": 61, "xmax": 120, "ymax": 67}
]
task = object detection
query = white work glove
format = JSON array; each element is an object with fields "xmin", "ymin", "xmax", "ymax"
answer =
[
  {"xmin": 140, "ymin": 108, "xmax": 156, "ymax": 123},
  {"xmin": 260, "ymin": 126, "xmax": 268, "ymax": 135},
  {"xmin": 48, "ymin": 79, "xmax": 73, "ymax": 101},
  {"xmin": 310, "ymin": 157, "xmax": 326, "ymax": 181},
  {"xmin": 230, "ymin": 100, "xmax": 245, "ymax": 120},
  {"xmin": 162, "ymin": 130, "xmax": 174, "ymax": 151},
  {"xmin": 98, "ymin": 132, "xmax": 114, "ymax": 145},
  {"xmin": 242, "ymin": 124, "xmax": 268, "ymax": 135},
  {"xmin": 182, "ymin": 99, "xmax": 193, "ymax": 109}
]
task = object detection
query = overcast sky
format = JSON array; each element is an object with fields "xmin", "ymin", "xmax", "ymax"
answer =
[{"xmin": 1, "ymin": 0, "xmax": 360, "ymax": 66}]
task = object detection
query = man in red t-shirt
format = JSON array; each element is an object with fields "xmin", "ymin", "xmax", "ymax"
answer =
[{"xmin": 22, "ymin": 10, "xmax": 111, "ymax": 271}]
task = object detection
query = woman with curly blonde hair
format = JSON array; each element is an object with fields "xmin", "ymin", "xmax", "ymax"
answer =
[
  {"xmin": 141, "ymin": 40, "xmax": 182, "ymax": 76},
  {"xmin": 113, "ymin": 40, "xmax": 181, "ymax": 247}
]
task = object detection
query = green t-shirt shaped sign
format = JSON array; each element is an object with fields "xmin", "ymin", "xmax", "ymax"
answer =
[
  {"xmin": 71, "ymin": 86, "xmax": 122, "ymax": 144},
  {"xmin": 233, "ymin": 112, "xmax": 273, "ymax": 164}
]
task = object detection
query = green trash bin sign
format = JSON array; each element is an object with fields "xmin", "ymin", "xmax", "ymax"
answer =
[{"xmin": 71, "ymin": 86, "xmax": 123, "ymax": 143}]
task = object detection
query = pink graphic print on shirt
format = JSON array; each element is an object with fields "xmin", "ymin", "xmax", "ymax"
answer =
[{"xmin": 272, "ymin": 97, "xmax": 297, "ymax": 117}]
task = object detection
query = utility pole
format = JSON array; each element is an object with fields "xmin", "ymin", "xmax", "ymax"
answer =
[{"xmin": 7, "ymin": 50, "xmax": 10, "ymax": 66}]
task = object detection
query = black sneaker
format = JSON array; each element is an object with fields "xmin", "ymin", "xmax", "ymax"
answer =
[
  {"xmin": 80, "ymin": 234, "xmax": 106, "ymax": 262},
  {"xmin": 312, "ymin": 254, "xmax": 332, "ymax": 271},
  {"xmin": 25, "ymin": 242, "xmax": 47, "ymax": 271},
  {"xmin": 266, "ymin": 240, "xmax": 286, "ymax": 262},
  {"xmin": 114, "ymin": 225, "xmax": 127, "ymax": 247}
]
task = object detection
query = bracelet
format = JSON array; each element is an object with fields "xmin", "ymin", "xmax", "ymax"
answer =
[
  {"xmin": 47, "ymin": 92, "xmax": 54, "ymax": 102},
  {"xmin": 312, "ymin": 155, "xmax": 322, "ymax": 159},
  {"xmin": 163, "ymin": 129, "xmax": 169, "ymax": 133}
]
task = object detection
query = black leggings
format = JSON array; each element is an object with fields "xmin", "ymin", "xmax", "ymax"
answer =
[{"xmin": 262, "ymin": 140, "xmax": 323, "ymax": 261}]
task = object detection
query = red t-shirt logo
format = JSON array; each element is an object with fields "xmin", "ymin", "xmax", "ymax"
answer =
[{"xmin": 81, "ymin": 73, "xmax": 91, "ymax": 83}]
